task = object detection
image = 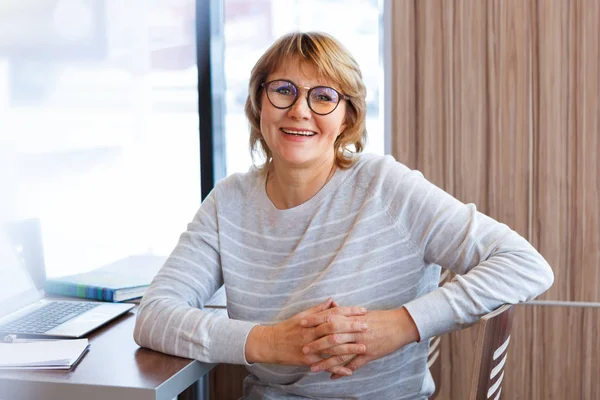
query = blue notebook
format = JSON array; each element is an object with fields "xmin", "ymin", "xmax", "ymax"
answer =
[{"xmin": 44, "ymin": 255, "xmax": 166, "ymax": 302}]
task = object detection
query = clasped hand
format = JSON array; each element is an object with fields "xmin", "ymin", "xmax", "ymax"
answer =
[
  {"xmin": 246, "ymin": 298, "xmax": 419, "ymax": 378},
  {"xmin": 301, "ymin": 303, "xmax": 419, "ymax": 379},
  {"xmin": 246, "ymin": 298, "xmax": 369, "ymax": 377}
]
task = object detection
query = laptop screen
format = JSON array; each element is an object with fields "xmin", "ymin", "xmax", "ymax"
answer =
[{"xmin": 0, "ymin": 229, "xmax": 41, "ymax": 318}]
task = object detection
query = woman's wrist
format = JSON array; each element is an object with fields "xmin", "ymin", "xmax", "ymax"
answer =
[
  {"xmin": 397, "ymin": 307, "xmax": 420, "ymax": 344},
  {"xmin": 245, "ymin": 325, "xmax": 272, "ymax": 363}
]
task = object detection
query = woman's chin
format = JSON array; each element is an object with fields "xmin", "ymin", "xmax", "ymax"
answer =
[
  {"xmin": 281, "ymin": 156, "xmax": 314, "ymax": 167},
  {"xmin": 274, "ymin": 150, "xmax": 317, "ymax": 167}
]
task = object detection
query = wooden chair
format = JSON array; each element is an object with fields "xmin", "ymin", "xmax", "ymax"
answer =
[
  {"xmin": 468, "ymin": 304, "xmax": 514, "ymax": 400},
  {"xmin": 428, "ymin": 270, "xmax": 514, "ymax": 400},
  {"xmin": 427, "ymin": 333, "xmax": 442, "ymax": 398},
  {"xmin": 427, "ymin": 269, "xmax": 450, "ymax": 399}
]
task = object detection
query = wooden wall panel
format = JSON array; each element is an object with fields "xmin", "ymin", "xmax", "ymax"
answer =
[
  {"xmin": 503, "ymin": 304, "xmax": 600, "ymax": 400},
  {"xmin": 486, "ymin": 0, "xmax": 533, "ymax": 238},
  {"xmin": 452, "ymin": 0, "xmax": 488, "ymax": 208},
  {"xmin": 567, "ymin": 0, "xmax": 600, "ymax": 302},
  {"xmin": 532, "ymin": 0, "xmax": 572, "ymax": 301},
  {"xmin": 392, "ymin": 0, "xmax": 599, "ymax": 303},
  {"xmin": 389, "ymin": 0, "xmax": 600, "ymax": 399},
  {"xmin": 438, "ymin": 328, "xmax": 476, "ymax": 399},
  {"xmin": 390, "ymin": 0, "xmax": 417, "ymax": 169},
  {"xmin": 440, "ymin": 0, "xmax": 455, "ymax": 196},
  {"xmin": 581, "ymin": 305, "xmax": 600, "ymax": 400},
  {"xmin": 209, "ymin": 363, "xmax": 247, "ymax": 400},
  {"xmin": 531, "ymin": 0, "xmax": 600, "ymax": 302},
  {"xmin": 415, "ymin": 0, "xmax": 449, "ymax": 190}
]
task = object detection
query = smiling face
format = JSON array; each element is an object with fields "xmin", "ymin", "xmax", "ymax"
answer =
[{"xmin": 259, "ymin": 59, "xmax": 347, "ymax": 170}]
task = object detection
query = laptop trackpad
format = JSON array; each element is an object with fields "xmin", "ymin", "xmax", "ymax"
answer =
[{"xmin": 47, "ymin": 303, "xmax": 133, "ymax": 337}]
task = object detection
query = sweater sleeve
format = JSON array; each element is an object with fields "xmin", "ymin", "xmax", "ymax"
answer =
[
  {"xmin": 133, "ymin": 188, "xmax": 257, "ymax": 364},
  {"xmin": 385, "ymin": 162, "xmax": 554, "ymax": 341}
]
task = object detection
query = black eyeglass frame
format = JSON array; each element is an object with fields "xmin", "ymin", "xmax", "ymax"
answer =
[{"xmin": 260, "ymin": 79, "xmax": 351, "ymax": 116}]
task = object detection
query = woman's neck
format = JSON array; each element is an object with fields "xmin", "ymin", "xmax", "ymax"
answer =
[{"xmin": 266, "ymin": 158, "xmax": 336, "ymax": 210}]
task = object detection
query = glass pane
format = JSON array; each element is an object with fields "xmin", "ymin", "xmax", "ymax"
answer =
[
  {"xmin": 223, "ymin": 0, "xmax": 383, "ymax": 175},
  {"xmin": 0, "ymin": 0, "xmax": 200, "ymax": 278}
]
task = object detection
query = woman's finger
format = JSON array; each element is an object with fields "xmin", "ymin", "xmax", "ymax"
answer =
[
  {"xmin": 326, "ymin": 365, "xmax": 353, "ymax": 377},
  {"xmin": 300, "ymin": 306, "xmax": 367, "ymax": 327},
  {"xmin": 312, "ymin": 318, "xmax": 368, "ymax": 337},
  {"xmin": 302, "ymin": 353, "xmax": 324, "ymax": 365},
  {"xmin": 319, "ymin": 343, "xmax": 367, "ymax": 356},
  {"xmin": 345, "ymin": 354, "xmax": 368, "ymax": 372},
  {"xmin": 302, "ymin": 333, "xmax": 359, "ymax": 354},
  {"xmin": 297, "ymin": 298, "xmax": 333, "ymax": 318},
  {"xmin": 310, "ymin": 354, "xmax": 356, "ymax": 373}
]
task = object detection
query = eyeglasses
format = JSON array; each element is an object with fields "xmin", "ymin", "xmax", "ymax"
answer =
[{"xmin": 261, "ymin": 79, "xmax": 350, "ymax": 116}]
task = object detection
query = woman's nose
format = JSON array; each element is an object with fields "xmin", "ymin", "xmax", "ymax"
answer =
[{"xmin": 287, "ymin": 95, "xmax": 312, "ymax": 120}]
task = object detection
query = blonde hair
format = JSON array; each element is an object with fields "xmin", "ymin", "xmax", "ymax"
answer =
[{"xmin": 244, "ymin": 31, "xmax": 367, "ymax": 170}]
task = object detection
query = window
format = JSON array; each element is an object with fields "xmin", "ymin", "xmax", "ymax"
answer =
[{"xmin": 0, "ymin": 0, "xmax": 200, "ymax": 277}]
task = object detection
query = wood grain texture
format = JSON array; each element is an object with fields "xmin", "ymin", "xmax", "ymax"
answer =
[
  {"xmin": 392, "ymin": 0, "xmax": 600, "ymax": 303},
  {"xmin": 581, "ymin": 305, "xmax": 600, "ymax": 400},
  {"xmin": 452, "ymin": 0, "xmax": 488, "ymax": 209},
  {"xmin": 209, "ymin": 363, "xmax": 248, "ymax": 400},
  {"xmin": 389, "ymin": 0, "xmax": 600, "ymax": 398},
  {"xmin": 440, "ymin": 325, "xmax": 478, "ymax": 399},
  {"xmin": 486, "ymin": 0, "xmax": 533, "ymax": 238},
  {"xmin": 532, "ymin": 0, "xmax": 572, "ymax": 301},
  {"xmin": 440, "ymin": 0, "xmax": 455, "ymax": 197},
  {"xmin": 392, "ymin": 2, "xmax": 599, "ymax": 302},
  {"xmin": 503, "ymin": 304, "xmax": 600, "ymax": 400},
  {"xmin": 390, "ymin": 0, "xmax": 417, "ymax": 169},
  {"xmin": 415, "ymin": 0, "xmax": 449, "ymax": 190},
  {"xmin": 567, "ymin": 0, "xmax": 600, "ymax": 302},
  {"xmin": 531, "ymin": 0, "xmax": 600, "ymax": 302}
]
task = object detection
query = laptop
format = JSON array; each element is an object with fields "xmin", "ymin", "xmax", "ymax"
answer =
[{"xmin": 0, "ymin": 228, "xmax": 134, "ymax": 339}]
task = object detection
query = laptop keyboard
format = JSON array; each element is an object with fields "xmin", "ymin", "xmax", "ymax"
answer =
[{"xmin": 0, "ymin": 301, "xmax": 100, "ymax": 334}]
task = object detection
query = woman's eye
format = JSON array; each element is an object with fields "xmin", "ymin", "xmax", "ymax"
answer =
[
  {"xmin": 276, "ymin": 88, "xmax": 293, "ymax": 95},
  {"xmin": 313, "ymin": 88, "xmax": 337, "ymax": 102},
  {"xmin": 316, "ymin": 94, "xmax": 333, "ymax": 102}
]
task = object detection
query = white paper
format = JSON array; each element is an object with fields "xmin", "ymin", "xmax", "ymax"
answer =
[{"xmin": 0, "ymin": 338, "xmax": 89, "ymax": 369}]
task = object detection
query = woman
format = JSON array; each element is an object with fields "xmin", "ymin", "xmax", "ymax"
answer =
[{"xmin": 134, "ymin": 32, "xmax": 554, "ymax": 399}]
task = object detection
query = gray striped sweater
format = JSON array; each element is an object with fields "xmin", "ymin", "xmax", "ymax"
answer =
[{"xmin": 134, "ymin": 153, "xmax": 553, "ymax": 399}]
